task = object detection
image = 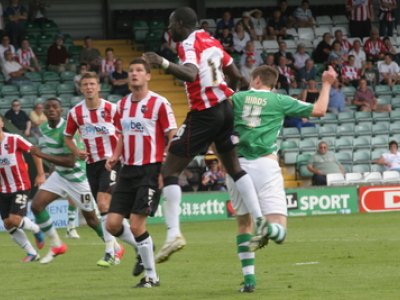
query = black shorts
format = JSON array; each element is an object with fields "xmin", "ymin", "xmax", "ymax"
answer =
[
  {"xmin": 0, "ymin": 191, "xmax": 29, "ymax": 220},
  {"xmin": 169, "ymin": 100, "xmax": 236, "ymax": 158},
  {"xmin": 86, "ymin": 160, "xmax": 120, "ymax": 198},
  {"xmin": 109, "ymin": 163, "xmax": 161, "ymax": 217}
]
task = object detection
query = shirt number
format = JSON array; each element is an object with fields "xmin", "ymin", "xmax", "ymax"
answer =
[{"xmin": 242, "ymin": 105, "xmax": 262, "ymax": 128}]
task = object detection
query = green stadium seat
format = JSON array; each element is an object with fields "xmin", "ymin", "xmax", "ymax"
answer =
[
  {"xmin": 57, "ymin": 82, "xmax": 75, "ymax": 95},
  {"xmin": 353, "ymin": 150, "xmax": 371, "ymax": 164},
  {"xmin": 25, "ymin": 22, "xmax": 42, "ymax": 35},
  {"xmin": 69, "ymin": 45, "xmax": 83, "ymax": 58},
  {"xmin": 0, "ymin": 73, "xmax": 4, "ymax": 83},
  {"xmin": 390, "ymin": 122, "xmax": 400, "ymax": 134},
  {"xmin": 342, "ymin": 86, "xmax": 356, "ymax": 97},
  {"xmin": 38, "ymin": 83, "xmax": 58, "ymax": 97},
  {"xmin": 145, "ymin": 32, "xmax": 162, "ymax": 52},
  {"xmin": 25, "ymin": 71, "xmax": 42, "ymax": 83},
  {"xmin": 107, "ymin": 94, "xmax": 122, "ymax": 103},
  {"xmin": 300, "ymin": 126, "xmax": 318, "ymax": 138},
  {"xmin": 0, "ymin": 98, "xmax": 10, "ymax": 109},
  {"xmin": 283, "ymin": 151, "xmax": 299, "ymax": 164},
  {"xmin": 318, "ymin": 125, "xmax": 337, "ymax": 138},
  {"xmin": 288, "ymin": 88, "xmax": 302, "ymax": 96},
  {"xmin": 132, "ymin": 20, "xmax": 149, "ymax": 43},
  {"xmin": 371, "ymin": 164, "xmax": 386, "ymax": 172},
  {"xmin": 280, "ymin": 139, "xmax": 299, "ymax": 154},
  {"xmin": 42, "ymin": 71, "xmax": 60, "ymax": 82},
  {"xmin": 282, "ymin": 127, "xmax": 300, "ymax": 139},
  {"xmin": 352, "ymin": 164, "xmax": 370, "ymax": 173},
  {"xmin": 71, "ymin": 96, "xmax": 84, "ymax": 106},
  {"xmin": 392, "ymin": 96, "xmax": 400, "ymax": 109},
  {"xmin": 392, "ymin": 85, "xmax": 400, "ymax": 96},
  {"xmin": 336, "ymin": 123, "xmax": 355, "ymax": 137},
  {"xmin": 371, "ymin": 135, "xmax": 389, "ymax": 149},
  {"xmin": 335, "ymin": 150, "xmax": 353, "ymax": 164},
  {"xmin": 20, "ymin": 84, "xmax": 38, "ymax": 97},
  {"xmin": 354, "ymin": 111, "xmax": 372, "ymax": 123},
  {"xmin": 60, "ymin": 71, "xmax": 76, "ymax": 82},
  {"xmin": 298, "ymin": 164, "xmax": 313, "ymax": 178},
  {"xmin": 58, "ymin": 94, "xmax": 73, "ymax": 106},
  {"xmin": 335, "ymin": 137, "xmax": 353, "ymax": 151},
  {"xmin": 299, "ymin": 139, "xmax": 317, "ymax": 152},
  {"xmin": 372, "ymin": 121, "xmax": 390, "ymax": 135},
  {"xmin": 353, "ymin": 136, "xmax": 371, "ymax": 150},
  {"xmin": 337, "ymin": 111, "xmax": 354, "ymax": 124},
  {"xmin": 1, "ymin": 85, "xmax": 19, "ymax": 97},
  {"xmin": 371, "ymin": 148, "xmax": 386, "ymax": 160},
  {"xmin": 148, "ymin": 19, "xmax": 166, "ymax": 35},
  {"xmin": 296, "ymin": 153, "xmax": 313, "ymax": 171},
  {"xmin": 375, "ymin": 85, "xmax": 392, "ymax": 96},
  {"xmin": 319, "ymin": 112, "xmax": 337, "ymax": 125},
  {"xmin": 390, "ymin": 110, "xmax": 400, "ymax": 121},
  {"xmin": 18, "ymin": 97, "xmax": 35, "ymax": 109},
  {"xmin": 377, "ymin": 95, "xmax": 392, "ymax": 106},
  {"xmin": 355, "ymin": 123, "xmax": 372, "ymax": 136},
  {"xmin": 372, "ymin": 111, "xmax": 390, "ymax": 121}
]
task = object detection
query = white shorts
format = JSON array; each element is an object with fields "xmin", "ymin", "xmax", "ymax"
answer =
[
  {"xmin": 40, "ymin": 172, "xmax": 96, "ymax": 212},
  {"xmin": 227, "ymin": 156, "xmax": 288, "ymax": 216}
]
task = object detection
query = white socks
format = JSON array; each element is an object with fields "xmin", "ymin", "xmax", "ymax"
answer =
[
  {"xmin": 101, "ymin": 214, "xmax": 116, "ymax": 255},
  {"xmin": 9, "ymin": 227, "xmax": 37, "ymax": 255},
  {"xmin": 234, "ymin": 174, "xmax": 263, "ymax": 220},
  {"xmin": 163, "ymin": 185, "xmax": 182, "ymax": 241},
  {"xmin": 19, "ymin": 217, "xmax": 40, "ymax": 233},
  {"xmin": 137, "ymin": 234, "xmax": 157, "ymax": 279}
]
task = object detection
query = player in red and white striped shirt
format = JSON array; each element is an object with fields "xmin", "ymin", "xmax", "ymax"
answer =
[
  {"xmin": 64, "ymin": 72, "xmax": 137, "ymax": 268},
  {"xmin": 0, "ymin": 116, "xmax": 45, "ymax": 262},
  {"xmin": 106, "ymin": 57, "xmax": 177, "ymax": 287},
  {"xmin": 346, "ymin": 0, "xmax": 373, "ymax": 38},
  {"xmin": 144, "ymin": 7, "xmax": 264, "ymax": 264}
]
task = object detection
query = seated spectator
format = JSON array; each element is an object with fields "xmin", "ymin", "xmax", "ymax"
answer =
[
  {"xmin": 47, "ymin": 34, "xmax": 75, "ymax": 73},
  {"xmin": 79, "ymin": 36, "xmax": 101, "ymax": 73},
  {"xmin": 249, "ymin": 9, "xmax": 266, "ymax": 40},
  {"xmin": 110, "ymin": 58, "xmax": 129, "ymax": 96},
  {"xmin": 4, "ymin": 0, "xmax": 27, "ymax": 45},
  {"xmin": 216, "ymin": 26, "xmax": 234, "ymax": 54},
  {"xmin": 313, "ymin": 33, "xmax": 332, "ymax": 64},
  {"xmin": 364, "ymin": 28, "xmax": 387, "ymax": 62},
  {"xmin": 29, "ymin": 102, "xmax": 47, "ymax": 138},
  {"xmin": 0, "ymin": 34, "xmax": 16, "ymax": 63},
  {"xmin": 200, "ymin": 20, "xmax": 213, "ymax": 35},
  {"xmin": 278, "ymin": 0, "xmax": 294, "ymax": 28},
  {"xmin": 307, "ymin": 141, "xmax": 345, "ymax": 186},
  {"xmin": 159, "ymin": 29, "xmax": 178, "ymax": 62},
  {"xmin": 333, "ymin": 29, "xmax": 352, "ymax": 53},
  {"xmin": 2, "ymin": 49, "xmax": 31, "ymax": 85},
  {"xmin": 215, "ymin": 11, "xmax": 235, "ymax": 36},
  {"xmin": 232, "ymin": 22, "xmax": 251, "ymax": 54},
  {"xmin": 328, "ymin": 80, "xmax": 347, "ymax": 113},
  {"xmin": 375, "ymin": 140, "xmax": 400, "ymax": 171},
  {"xmin": 263, "ymin": 53, "xmax": 276, "ymax": 67},
  {"xmin": 293, "ymin": 43, "xmax": 310, "ymax": 70},
  {"xmin": 100, "ymin": 47, "xmax": 115, "ymax": 83},
  {"xmin": 327, "ymin": 56, "xmax": 342, "ymax": 77},
  {"xmin": 349, "ymin": 39, "xmax": 366, "ymax": 69},
  {"xmin": 293, "ymin": 0, "xmax": 315, "ymax": 28},
  {"xmin": 341, "ymin": 55, "xmax": 361, "ymax": 87},
  {"xmin": 328, "ymin": 41, "xmax": 348, "ymax": 66},
  {"xmin": 267, "ymin": 10, "xmax": 288, "ymax": 41},
  {"xmin": 240, "ymin": 40, "xmax": 262, "ymax": 67},
  {"xmin": 301, "ymin": 79, "xmax": 319, "ymax": 103},
  {"xmin": 198, "ymin": 158, "xmax": 226, "ymax": 191},
  {"xmin": 28, "ymin": 0, "xmax": 48, "ymax": 24},
  {"xmin": 353, "ymin": 78, "xmax": 392, "ymax": 112},
  {"xmin": 277, "ymin": 55, "xmax": 297, "ymax": 91},
  {"xmin": 4, "ymin": 99, "xmax": 31, "ymax": 136},
  {"xmin": 284, "ymin": 116, "xmax": 315, "ymax": 130},
  {"xmin": 237, "ymin": 11, "xmax": 256, "ymax": 40},
  {"xmin": 297, "ymin": 58, "xmax": 316, "ymax": 87},
  {"xmin": 383, "ymin": 36, "xmax": 400, "ymax": 64},
  {"xmin": 274, "ymin": 40, "xmax": 294, "ymax": 65},
  {"xmin": 74, "ymin": 63, "xmax": 88, "ymax": 94},
  {"xmin": 361, "ymin": 59, "xmax": 379, "ymax": 86},
  {"xmin": 378, "ymin": 53, "xmax": 400, "ymax": 86},
  {"xmin": 240, "ymin": 55, "xmax": 257, "ymax": 83},
  {"xmin": 16, "ymin": 38, "xmax": 40, "ymax": 71}
]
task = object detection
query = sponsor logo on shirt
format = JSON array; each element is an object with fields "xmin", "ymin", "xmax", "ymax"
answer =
[
  {"xmin": 121, "ymin": 119, "xmax": 144, "ymax": 133},
  {"xmin": 83, "ymin": 124, "xmax": 110, "ymax": 136},
  {"xmin": 0, "ymin": 158, "xmax": 11, "ymax": 166}
]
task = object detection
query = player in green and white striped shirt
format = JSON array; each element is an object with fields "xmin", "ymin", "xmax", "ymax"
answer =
[
  {"xmin": 30, "ymin": 98, "xmax": 105, "ymax": 264},
  {"xmin": 227, "ymin": 65, "xmax": 337, "ymax": 292}
]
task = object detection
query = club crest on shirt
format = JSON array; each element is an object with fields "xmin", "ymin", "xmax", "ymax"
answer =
[
  {"xmin": 141, "ymin": 105, "xmax": 148, "ymax": 113},
  {"xmin": 0, "ymin": 158, "xmax": 11, "ymax": 165},
  {"xmin": 3, "ymin": 144, "xmax": 9, "ymax": 150}
]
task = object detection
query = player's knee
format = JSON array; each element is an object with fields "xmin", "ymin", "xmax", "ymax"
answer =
[
  {"xmin": 105, "ymin": 218, "xmax": 119, "ymax": 235},
  {"xmin": 3, "ymin": 218, "xmax": 14, "ymax": 230},
  {"xmin": 8, "ymin": 214, "xmax": 21, "ymax": 227}
]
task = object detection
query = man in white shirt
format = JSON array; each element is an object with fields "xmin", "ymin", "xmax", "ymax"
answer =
[
  {"xmin": 2, "ymin": 49, "xmax": 31, "ymax": 85},
  {"xmin": 349, "ymin": 40, "xmax": 366, "ymax": 69},
  {"xmin": 376, "ymin": 140, "xmax": 400, "ymax": 171},
  {"xmin": 378, "ymin": 53, "xmax": 400, "ymax": 86}
]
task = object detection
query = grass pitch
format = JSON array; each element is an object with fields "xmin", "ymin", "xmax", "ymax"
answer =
[{"xmin": 0, "ymin": 212, "xmax": 399, "ymax": 300}]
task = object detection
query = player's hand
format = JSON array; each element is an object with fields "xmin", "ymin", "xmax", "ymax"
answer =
[
  {"xmin": 76, "ymin": 150, "xmax": 88, "ymax": 160},
  {"xmin": 142, "ymin": 52, "xmax": 163, "ymax": 66},
  {"xmin": 322, "ymin": 66, "xmax": 337, "ymax": 85},
  {"xmin": 30, "ymin": 146, "xmax": 41, "ymax": 156},
  {"xmin": 105, "ymin": 156, "xmax": 118, "ymax": 172},
  {"xmin": 34, "ymin": 173, "xmax": 46, "ymax": 187}
]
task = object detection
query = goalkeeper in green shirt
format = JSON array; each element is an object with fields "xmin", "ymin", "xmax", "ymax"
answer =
[{"xmin": 228, "ymin": 65, "xmax": 337, "ymax": 293}]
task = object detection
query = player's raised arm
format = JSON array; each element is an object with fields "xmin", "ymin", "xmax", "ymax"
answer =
[
  {"xmin": 30, "ymin": 145, "xmax": 76, "ymax": 168},
  {"xmin": 311, "ymin": 66, "xmax": 337, "ymax": 117}
]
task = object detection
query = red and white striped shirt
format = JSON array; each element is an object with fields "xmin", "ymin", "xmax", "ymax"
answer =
[
  {"xmin": 65, "ymin": 99, "xmax": 119, "ymax": 164},
  {"xmin": 0, "ymin": 133, "xmax": 32, "ymax": 193},
  {"xmin": 177, "ymin": 29, "xmax": 234, "ymax": 111},
  {"xmin": 379, "ymin": 0, "xmax": 397, "ymax": 22},
  {"xmin": 364, "ymin": 38, "xmax": 387, "ymax": 57},
  {"xmin": 16, "ymin": 47, "xmax": 36, "ymax": 67},
  {"xmin": 277, "ymin": 65, "xmax": 295, "ymax": 83},
  {"xmin": 347, "ymin": 0, "xmax": 372, "ymax": 21},
  {"xmin": 115, "ymin": 92, "xmax": 177, "ymax": 166},
  {"xmin": 341, "ymin": 64, "xmax": 361, "ymax": 80},
  {"xmin": 336, "ymin": 39, "xmax": 353, "ymax": 53},
  {"xmin": 101, "ymin": 58, "xmax": 116, "ymax": 74}
]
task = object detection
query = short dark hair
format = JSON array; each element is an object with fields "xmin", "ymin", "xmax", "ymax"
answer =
[
  {"xmin": 105, "ymin": 47, "xmax": 114, "ymax": 53},
  {"xmin": 389, "ymin": 140, "xmax": 398, "ymax": 148},
  {"xmin": 173, "ymin": 7, "xmax": 198, "ymax": 29},
  {"xmin": 251, "ymin": 65, "xmax": 279, "ymax": 88},
  {"xmin": 130, "ymin": 57, "xmax": 151, "ymax": 74},
  {"xmin": 80, "ymin": 72, "xmax": 100, "ymax": 85},
  {"xmin": 45, "ymin": 97, "xmax": 62, "ymax": 105}
]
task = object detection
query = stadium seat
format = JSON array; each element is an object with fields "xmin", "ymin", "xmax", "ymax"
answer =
[
  {"xmin": 319, "ymin": 112, "xmax": 337, "ymax": 125},
  {"xmin": 392, "ymin": 96, "xmax": 400, "ymax": 109},
  {"xmin": 336, "ymin": 150, "xmax": 353, "ymax": 164},
  {"xmin": 352, "ymin": 164, "xmax": 370, "ymax": 173},
  {"xmin": 280, "ymin": 140, "xmax": 299, "ymax": 153},
  {"xmin": 132, "ymin": 20, "xmax": 149, "ymax": 43},
  {"xmin": 284, "ymin": 151, "xmax": 299, "ymax": 165},
  {"xmin": 390, "ymin": 110, "xmax": 400, "ymax": 121},
  {"xmin": 316, "ymin": 15, "xmax": 333, "ymax": 26},
  {"xmin": 382, "ymin": 170, "xmax": 400, "ymax": 182},
  {"xmin": 286, "ymin": 28, "xmax": 298, "ymax": 39},
  {"xmin": 42, "ymin": 71, "xmax": 60, "ymax": 83},
  {"xmin": 300, "ymin": 126, "xmax": 318, "ymax": 138},
  {"xmin": 282, "ymin": 127, "xmax": 300, "ymax": 139},
  {"xmin": 337, "ymin": 111, "xmax": 354, "ymax": 124},
  {"xmin": 100, "ymin": 83, "xmax": 112, "ymax": 98},
  {"xmin": 38, "ymin": 83, "xmax": 58, "ymax": 97},
  {"xmin": 19, "ymin": 84, "xmax": 38, "ymax": 97},
  {"xmin": 58, "ymin": 94, "xmax": 72, "ymax": 106},
  {"xmin": 364, "ymin": 172, "xmax": 382, "ymax": 183},
  {"xmin": 298, "ymin": 164, "xmax": 313, "ymax": 178},
  {"xmin": 392, "ymin": 85, "xmax": 400, "ymax": 95},
  {"xmin": 299, "ymin": 139, "xmax": 317, "ymax": 152},
  {"xmin": 262, "ymin": 40, "xmax": 279, "ymax": 52},
  {"xmin": 342, "ymin": 86, "xmax": 356, "ymax": 97},
  {"xmin": 288, "ymin": 88, "xmax": 302, "ymax": 96},
  {"xmin": 335, "ymin": 137, "xmax": 353, "ymax": 150},
  {"xmin": 371, "ymin": 164, "xmax": 386, "ymax": 172},
  {"xmin": 345, "ymin": 172, "xmax": 364, "ymax": 184},
  {"xmin": 371, "ymin": 148, "xmax": 386, "ymax": 161},
  {"xmin": 296, "ymin": 153, "xmax": 312, "ymax": 168},
  {"xmin": 327, "ymin": 173, "xmax": 345, "ymax": 186},
  {"xmin": 298, "ymin": 28, "xmax": 315, "ymax": 41},
  {"xmin": 371, "ymin": 135, "xmax": 389, "ymax": 149},
  {"xmin": 25, "ymin": 71, "xmax": 42, "ymax": 83},
  {"xmin": 68, "ymin": 45, "xmax": 83, "ymax": 58},
  {"xmin": 353, "ymin": 150, "xmax": 371, "ymax": 164},
  {"xmin": 331, "ymin": 26, "xmax": 349, "ymax": 37},
  {"xmin": 57, "ymin": 83, "xmax": 75, "ymax": 95},
  {"xmin": 318, "ymin": 124, "xmax": 337, "ymax": 138},
  {"xmin": 19, "ymin": 97, "xmax": 34, "ymax": 109},
  {"xmin": 353, "ymin": 136, "xmax": 371, "ymax": 150},
  {"xmin": 0, "ymin": 98, "xmax": 9, "ymax": 108},
  {"xmin": 60, "ymin": 71, "xmax": 76, "ymax": 82},
  {"xmin": 25, "ymin": 22, "xmax": 41, "ymax": 35},
  {"xmin": 70, "ymin": 96, "xmax": 83, "ymax": 106},
  {"xmin": 377, "ymin": 95, "xmax": 392, "ymax": 106},
  {"xmin": 332, "ymin": 15, "xmax": 348, "ymax": 26},
  {"xmin": 375, "ymin": 85, "xmax": 393, "ymax": 97},
  {"xmin": 314, "ymin": 26, "xmax": 331, "ymax": 38},
  {"xmin": 372, "ymin": 121, "xmax": 390, "ymax": 135},
  {"xmin": 253, "ymin": 40, "xmax": 264, "ymax": 52},
  {"xmin": 389, "ymin": 122, "xmax": 400, "ymax": 134},
  {"xmin": 354, "ymin": 111, "xmax": 372, "ymax": 123},
  {"xmin": 1, "ymin": 85, "xmax": 19, "ymax": 97},
  {"xmin": 372, "ymin": 112, "xmax": 390, "ymax": 121},
  {"xmin": 354, "ymin": 123, "xmax": 372, "ymax": 136}
]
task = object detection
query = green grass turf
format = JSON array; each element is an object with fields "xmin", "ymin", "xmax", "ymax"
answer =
[{"xmin": 0, "ymin": 212, "xmax": 399, "ymax": 300}]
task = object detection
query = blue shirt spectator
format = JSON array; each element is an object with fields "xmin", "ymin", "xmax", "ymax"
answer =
[{"xmin": 328, "ymin": 81, "xmax": 347, "ymax": 113}]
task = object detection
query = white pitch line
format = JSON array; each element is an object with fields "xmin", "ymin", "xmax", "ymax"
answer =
[{"xmin": 294, "ymin": 261, "xmax": 320, "ymax": 266}]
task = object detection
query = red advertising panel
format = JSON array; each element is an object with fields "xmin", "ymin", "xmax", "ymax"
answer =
[{"xmin": 359, "ymin": 185, "xmax": 400, "ymax": 212}]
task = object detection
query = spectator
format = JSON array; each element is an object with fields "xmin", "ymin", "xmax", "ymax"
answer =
[
  {"xmin": 375, "ymin": 140, "xmax": 400, "ymax": 171},
  {"xmin": 240, "ymin": 41, "xmax": 263, "ymax": 67},
  {"xmin": 349, "ymin": 39, "xmax": 366, "ymax": 69},
  {"xmin": 328, "ymin": 80, "xmax": 347, "ymax": 113},
  {"xmin": 333, "ymin": 29, "xmax": 352, "ymax": 53},
  {"xmin": 2, "ymin": 49, "xmax": 30, "ymax": 85},
  {"xmin": 46, "ymin": 34, "xmax": 74, "ymax": 73},
  {"xmin": 278, "ymin": 0, "xmax": 294, "ymax": 27},
  {"xmin": 361, "ymin": 59, "xmax": 379, "ymax": 86},
  {"xmin": 301, "ymin": 79, "xmax": 319, "ymax": 103},
  {"xmin": 378, "ymin": 0, "xmax": 397, "ymax": 37},
  {"xmin": 0, "ymin": 2, "xmax": 4, "ymax": 40},
  {"xmin": 364, "ymin": 28, "xmax": 387, "ymax": 62},
  {"xmin": 307, "ymin": 141, "xmax": 345, "ymax": 186},
  {"xmin": 341, "ymin": 55, "xmax": 361, "ymax": 87},
  {"xmin": 110, "ymin": 58, "xmax": 129, "ymax": 96},
  {"xmin": 353, "ymin": 78, "xmax": 392, "ymax": 112},
  {"xmin": 79, "ymin": 36, "xmax": 101, "ymax": 73},
  {"xmin": 4, "ymin": 99, "xmax": 31, "ymax": 136},
  {"xmin": 232, "ymin": 22, "xmax": 251, "ymax": 54},
  {"xmin": 297, "ymin": 58, "xmax": 316, "ymax": 87},
  {"xmin": 0, "ymin": 34, "xmax": 16, "ymax": 63},
  {"xmin": 277, "ymin": 55, "xmax": 297, "ymax": 91},
  {"xmin": 216, "ymin": 26, "xmax": 234, "ymax": 54},
  {"xmin": 100, "ymin": 47, "xmax": 115, "ymax": 83},
  {"xmin": 200, "ymin": 20, "xmax": 213, "ymax": 35},
  {"xmin": 383, "ymin": 37, "xmax": 400, "ymax": 64},
  {"xmin": 249, "ymin": 9, "xmax": 266, "ymax": 41},
  {"xmin": 4, "ymin": 0, "xmax": 27, "ymax": 45},
  {"xmin": 16, "ymin": 38, "xmax": 40, "ymax": 71},
  {"xmin": 74, "ymin": 63, "xmax": 88, "ymax": 94},
  {"xmin": 378, "ymin": 53, "xmax": 400, "ymax": 87},
  {"xmin": 346, "ymin": 0, "xmax": 373, "ymax": 39},
  {"xmin": 274, "ymin": 40, "xmax": 294, "ymax": 65},
  {"xmin": 240, "ymin": 55, "xmax": 257, "ymax": 83},
  {"xmin": 29, "ymin": 102, "xmax": 47, "ymax": 138},
  {"xmin": 267, "ymin": 10, "xmax": 287, "ymax": 41},
  {"xmin": 159, "ymin": 29, "xmax": 178, "ymax": 62},
  {"xmin": 293, "ymin": 0, "xmax": 315, "ymax": 28},
  {"xmin": 328, "ymin": 41, "xmax": 348, "ymax": 66},
  {"xmin": 237, "ymin": 11, "xmax": 256, "ymax": 40},
  {"xmin": 284, "ymin": 115, "xmax": 315, "ymax": 130},
  {"xmin": 215, "ymin": 11, "xmax": 235, "ymax": 36},
  {"xmin": 313, "ymin": 33, "xmax": 332, "ymax": 64},
  {"xmin": 199, "ymin": 159, "xmax": 226, "ymax": 191},
  {"xmin": 293, "ymin": 43, "xmax": 310, "ymax": 70},
  {"xmin": 28, "ymin": 0, "xmax": 48, "ymax": 24},
  {"xmin": 263, "ymin": 53, "xmax": 276, "ymax": 68}
]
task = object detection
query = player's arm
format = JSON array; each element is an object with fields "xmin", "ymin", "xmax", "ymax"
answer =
[
  {"xmin": 307, "ymin": 163, "xmax": 322, "ymax": 175},
  {"xmin": 143, "ymin": 52, "xmax": 198, "ymax": 82},
  {"xmin": 311, "ymin": 66, "xmax": 337, "ymax": 117},
  {"xmin": 31, "ymin": 153, "xmax": 46, "ymax": 186},
  {"xmin": 64, "ymin": 135, "xmax": 87, "ymax": 160},
  {"xmin": 105, "ymin": 136, "xmax": 122, "ymax": 172},
  {"xmin": 30, "ymin": 146, "xmax": 76, "ymax": 168},
  {"xmin": 165, "ymin": 128, "xmax": 177, "ymax": 154},
  {"xmin": 223, "ymin": 62, "xmax": 248, "ymax": 90}
]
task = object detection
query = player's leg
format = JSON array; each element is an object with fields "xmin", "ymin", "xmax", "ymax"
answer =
[{"xmin": 66, "ymin": 197, "xmax": 80, "ymax": 239}]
